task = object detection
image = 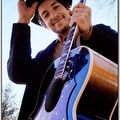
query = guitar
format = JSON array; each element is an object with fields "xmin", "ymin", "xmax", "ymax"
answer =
[{"xmin": 33, "ymin": 46, "xmax": 118, "ymax": 120}]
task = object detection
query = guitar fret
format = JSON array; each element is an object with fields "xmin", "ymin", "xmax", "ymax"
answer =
[
  {"xmin": 66, "ymin": 40, "xmax": 71, "ymax": 45},
  {"xmin": 54, "ymin": 70, "xmax": 63, "ymax": 78},
  {"xmin": 56, "ymin": 65, "xmax": 64, "ymax": 71},
  {"xmin": 71, "ymin": 25, "xmax": 76, "ymax": 32},
  {"xmin": 60, "ymin": 54, "xmax": 67, "ymax": 63},
  {"xmin": 68, "ymin": 28, "xmax": 75, "ymax": 38},
  {"xmin": 59, "ymin": 60, "xmax": 65, "ymax": 66},
  {"xmin": 63, "ymin": 44, "xmax": 70, "ymax": 50},
  {"xmin": 66, "ymin": 35, "xmax": 73, "ymax": 43},
  {"xmin": 56, "ymin": 63, "xmax": 64, "ymax": 70},
  {"xmin": 63, "ymin": 46, "xmax": 69, "ymax": 53},
  {"xmin": 60, "ymin": 59, "xmax": 66, "ymax": 65},
  {"xmin": 55, "ymin": 70, "xmax": 63, "ymax": 76},
  {"xmin": 57, "ymin": 64, "xmax": 67, "ymax": 76},
  {"xmin": 56, "ymin": 56, "xmax": 68, "ymax": 74},
  {"xmin": 67, "ymin": 26, "xmax": 76, "ymax": 40},
  {"xmin": 58, "ymin": 59, "xmax": 67, "ymax": 69},
  {"xmin": 61, "ymin": 52, "xmax": 67, "ymax": 58},
  {"xmin": 63, "ymin": 41, "xmax": 71, "ymax": 51},
  {"xmin": 54, "ymin": 74, "xmax": 62, "ymax": 80}
]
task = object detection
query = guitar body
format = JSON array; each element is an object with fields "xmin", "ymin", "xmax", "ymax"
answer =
[{"xmin": 34, "ymin": 46, "xmax": 118, "ymax": 120}]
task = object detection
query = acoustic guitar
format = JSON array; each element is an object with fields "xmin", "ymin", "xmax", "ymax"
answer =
[
  {"xmin": 32, "ymin": 21, "xmax": 118, "ymax": 120},
  {"xmin": 33, "ymin": 45, "xmax": 118, "ymax": 120}
]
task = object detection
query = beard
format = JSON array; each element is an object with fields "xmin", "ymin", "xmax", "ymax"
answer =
[
  {"xmin": 59, "ymin": 24, "xmax": 70, "ymax": 34},
  {"xmin": 51, "ymin": 15, "xmax": 71, "ymax": 35},
  {"xmin": 54, "ymin": 22, "xmax": 70, "ymax": 36}
]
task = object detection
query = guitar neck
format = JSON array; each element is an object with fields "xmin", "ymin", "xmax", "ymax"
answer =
[{"xmin": 54, "ymin": 23, "xmax": 78, "ymax": 80}]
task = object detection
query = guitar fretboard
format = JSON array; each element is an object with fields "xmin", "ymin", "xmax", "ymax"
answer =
[{"xmin": 54, "ymin": 24, "xmax": 78, "ymax": 80}]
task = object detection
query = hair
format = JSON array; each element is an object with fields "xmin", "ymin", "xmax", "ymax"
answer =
[{"xmin": 36, "ymin": 0, "xmax": 71, "ymax": 28}]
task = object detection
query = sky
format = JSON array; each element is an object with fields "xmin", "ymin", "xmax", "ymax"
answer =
[{"xmin": 2, "ymin": 0, "xmax": 118, "ymax": 118}]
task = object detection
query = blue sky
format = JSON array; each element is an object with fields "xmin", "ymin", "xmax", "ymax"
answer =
[{"xmin": 2, "ymin": 0, "xmax": 118, "ymax": 118}]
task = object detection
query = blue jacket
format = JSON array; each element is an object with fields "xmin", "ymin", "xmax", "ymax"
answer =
[{"xmin": 7, "ymin": 23, "xmax": 118, "ymax": 120}]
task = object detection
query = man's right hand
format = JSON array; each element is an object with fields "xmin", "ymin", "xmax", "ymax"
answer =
[{"xmin": 17, "ymin": 0, "xmax": 38, "ymax": 24}]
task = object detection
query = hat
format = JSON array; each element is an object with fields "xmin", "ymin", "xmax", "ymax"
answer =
[{"xmin": 26, "ymin": 0, "xmax": 72, "ymax": 26}]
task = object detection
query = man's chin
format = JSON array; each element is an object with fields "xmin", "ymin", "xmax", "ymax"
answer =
[{"xmin": 54, "ymin": 24, "xmax": 70, "ymax": 35}]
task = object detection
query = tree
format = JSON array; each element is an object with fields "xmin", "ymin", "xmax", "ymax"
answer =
[{"xmin": 2, "ymin": 84, "xmax": 19, "ymax": 120}]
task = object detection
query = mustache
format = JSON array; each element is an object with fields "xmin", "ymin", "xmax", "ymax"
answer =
[{"xmin": 51, "ymin": 15, "xmax": 64, "ymax": 25}]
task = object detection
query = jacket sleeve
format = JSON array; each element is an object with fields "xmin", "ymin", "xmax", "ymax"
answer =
[
  {"xmin": 81, "ymin": 24, "xmax": 118, "ymax": 64},
  {"xmin": 7, "ymin": 23, "xmax": 33, "ymax": 84},
  {"xmin": 7, "ymin": 23, "xmax": 56, "ymax": 85}
]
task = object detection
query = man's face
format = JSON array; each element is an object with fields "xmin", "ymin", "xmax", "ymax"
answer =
[{"xmin": 38, "ymin": 0, "xmax": 71, "ymax": 34}]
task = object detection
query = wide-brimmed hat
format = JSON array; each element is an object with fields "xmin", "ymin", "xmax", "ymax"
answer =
[{"xmin": 26, "ymin": 0, "xmax": 72, "ymax": 26}]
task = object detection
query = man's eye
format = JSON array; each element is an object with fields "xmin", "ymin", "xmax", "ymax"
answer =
[
  {"xmin": 43, "ymin": 13, "xmax": 49, "ymax": 18},
  {"xmin": 53, "ymin": 5, "xmax": 60, "ymax": 9}
]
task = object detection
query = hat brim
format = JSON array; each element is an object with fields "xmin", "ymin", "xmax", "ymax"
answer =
[{"xmin": 26, "ymin": 0, "xmax": 72, "ymax": 26}]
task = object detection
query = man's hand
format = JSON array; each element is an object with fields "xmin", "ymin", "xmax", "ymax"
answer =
[
  {"xmin": 17, "ymin": 0, "xmax": 38, "ymax": 24},
  {"xmin": 70, "ymin": 3, "xmax": 92, "ymax": 40}
]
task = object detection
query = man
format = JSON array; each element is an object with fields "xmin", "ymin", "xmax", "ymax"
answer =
[{"xmin": 7, "ymin": 0, "xmax": 118, "ymax": 119}]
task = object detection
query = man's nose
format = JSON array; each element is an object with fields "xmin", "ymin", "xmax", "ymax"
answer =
[{"xmin": 50, "ymin": 12, "xmax": 57, "ymax": 19}]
